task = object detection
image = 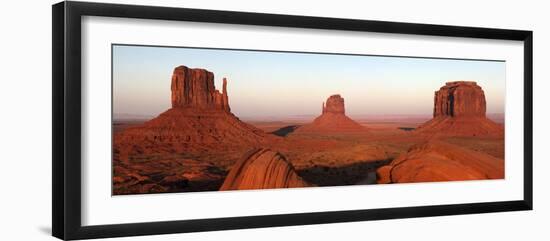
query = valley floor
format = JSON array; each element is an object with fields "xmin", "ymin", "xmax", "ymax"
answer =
[{"xmin": 112, "ymin": 118, "xmax": 504, "ymax": 195}]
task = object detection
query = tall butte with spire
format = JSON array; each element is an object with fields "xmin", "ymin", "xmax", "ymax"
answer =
[
  {"xmin": 113, "ymin": 65, "xmax": 280, "ymax": 194},
  {"xmin": 416, "ymin": 81, "xmax": 503, "ymax": 137},
  {"xmin": 170, "ymin": 66, "xmax": 230, "ymax": 111},
  {"xmin": 115, "ymin": 65, "xmax": 273, "ymax": 155},
  {"xmin": 296, "ymin": 94, "xmax": 367, "ymax": 133}
]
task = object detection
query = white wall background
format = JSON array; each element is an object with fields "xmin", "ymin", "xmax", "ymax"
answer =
[{"xmin": 0, "ymin": 0, "xmax": 547, "ymax": 240}]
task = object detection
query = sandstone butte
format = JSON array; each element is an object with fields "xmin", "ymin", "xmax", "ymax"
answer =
[
  {"xmin": 220, "ymin": 148, "xmax": 311, "ymax": 190},
  {"xmin": 376, "ymin": 140, "xmax": 504, "ymax": 184},
  {"xmin": 296, "ymin": 94, "xmax": 367, "ymax": 133},
  {"xmin": 170, "ymin": 65, "xmax": 230, "ymax": 111},
  {"xmin": 113, "ymin": 65, "xmax": 281, "ymax": 194},
  {"xmin": 114, "ymin": 65, "xmax": 274, "ymax": 151},
  {"xmin": 415, "ymin": 81, "xmax": 504, "ymax": 137}
]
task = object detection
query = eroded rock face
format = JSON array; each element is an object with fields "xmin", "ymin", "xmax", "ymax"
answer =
[
  {"xmin": 171, "ymin": 66, "xmax": 230, "ymax": 111},
  {"xmin": 297, "ymin": 94, "xmax": 366, "ymax": 133},
  {"xmin": 376, "ymin": 141, "xmax": 504, "ymax": 184},
  {"xmin": 433, "ymin": 81, "xmax": 486, "ymax": 118},
  {"xmin": 416, "ymin": 81, "xmax": 503, "ymax": 137},
  {"xmin": 220, "ymin": 148, "xmax": 311, "ymax": 190},
  {"xmin": 323, "ymin": 94, "xmax": 345, "ymax": 114}
]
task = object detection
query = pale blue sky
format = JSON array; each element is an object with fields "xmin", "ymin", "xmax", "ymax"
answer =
[{"xmin": 113, "ymin": 45, "xmax": 505, "ymax": 119}]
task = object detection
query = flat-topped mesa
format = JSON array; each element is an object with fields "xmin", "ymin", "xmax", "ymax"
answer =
[
  {"xmin": 433, "ymin": 81, "xmax": 486, "ymax": 118},
  {"xmin": 416, "ymin": 81, "xmax": 503, "ymax": 137},
  {"xmin": 170, "ymin": 65, "xmax": 230, "ymax": 111},
  {"xmin": 322, "ymin": 94, "xmax": 346, "ymax": 114}
]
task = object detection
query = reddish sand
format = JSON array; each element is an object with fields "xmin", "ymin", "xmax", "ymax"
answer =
[{"xmin": 113, "ymin": 116, "xmax": 504, "ymax": 193}]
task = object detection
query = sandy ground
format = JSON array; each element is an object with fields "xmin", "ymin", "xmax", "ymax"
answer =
[{"xmin": 113, "ymin": 118, "xmax": 504, "ymax": 192}]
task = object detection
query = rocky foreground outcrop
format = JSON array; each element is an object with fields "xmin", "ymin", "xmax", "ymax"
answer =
[
  {"xmin": 220, "ymin": 148, "xmax": 311, "ymax": 190},
  {"xmin": 296, "ymin": 94, "xmax": 366, "ymax": 133},
  {"xmin": 416, "ymin": 81, "xmax": 503, "ymax": 137},
  {"xmin": 377, "ymin": 141, "xmax": 504, "ymax": 184}
]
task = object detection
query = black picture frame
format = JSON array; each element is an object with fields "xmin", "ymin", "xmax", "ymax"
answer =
[{"xmin": 52, "ymin": 1, "xmax": 533, "ymax": 240}]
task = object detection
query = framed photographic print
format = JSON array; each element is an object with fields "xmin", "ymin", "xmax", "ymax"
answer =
[{"xmin": 52, "ymin": 1, "xmax": 533, "ymax": 240}]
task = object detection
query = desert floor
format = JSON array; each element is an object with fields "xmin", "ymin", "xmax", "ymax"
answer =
[{"xmin": 112, "ymin": 117, "xmax": 504, "ymax": 194}]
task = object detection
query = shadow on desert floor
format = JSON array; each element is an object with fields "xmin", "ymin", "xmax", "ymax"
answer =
[
  {"xmin": 271, "ymin": 125, "xmax": 301, "ymax": 137},
  {"xmin": 297, "ymin": 159, "xmax": 392, "ymax": 186}
]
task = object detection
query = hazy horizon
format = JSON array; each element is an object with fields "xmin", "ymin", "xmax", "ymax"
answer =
[{"xmin": 113, "ymin": 45, "xmax": 506, "ymax": 119}]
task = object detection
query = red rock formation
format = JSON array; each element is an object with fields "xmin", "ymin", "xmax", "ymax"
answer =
[
  {"xmin": 114, "ymin": 65, "xmax": 277, "ymax": 169},
  {"xmin": 118, "ymin": 65, "xmax": 272, "ymax": 145},
  {"xmin": 323, "ymin": 94, "xmax": 345, "ymax": 114},
  {"xmin": 433, "ymin": 81, "xmax": 486, "ymax": 117},
  {"xmin": 220, "ymin": 148, "xmax": 311, "ymax": 190},
  {"xmin": 170, "ymin": 66, "xmax": 230, "ymax": 111},
  {"xmin": 114, "ymin": 65, "xmax": 280, "ymax": 194},
  {"xmin": 377, "ymin": 141, "xmax": 504, "ymax": 184},
  {"xmin": 416, "ymin": 81, "xmax": 503, "ymax": 137},
  {"xmin": 297, "ymin": 94, "xmax": 366, "ymax": 133}
]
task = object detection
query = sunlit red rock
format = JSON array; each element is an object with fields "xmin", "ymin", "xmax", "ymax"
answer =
[
  {"xmin": 433, "ymin": 81, "xmax": 486, "ymax": 117},
  {"xmin": 377, "ymin": 140, "xmax": 504, "ymax": 184},
  {"xmin": 323, "ymin": 94, "xmax": 346, "ymax": 114},
  {"xmin": 220, "ymin": 148, "xmax": 311, "ymax": 190},
  {"xmin": 416, "ymin": 81, "xmax": 503, "ymax": 137},
  {"xmin": 113, "ymin": 65, "xmax": 278, "ymax": 194},
  {"xmin": 170, "ymin": 66, "xmax": 230, "ymax": 111},
  {"xmin": 118, "ymin": 65, "xmax": 273, "ymax": 147}
]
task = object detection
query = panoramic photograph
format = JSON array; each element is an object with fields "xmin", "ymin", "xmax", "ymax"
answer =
[{"xmin": 112, "ymin": 44, "xmax": 505, "ymax": 195}]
